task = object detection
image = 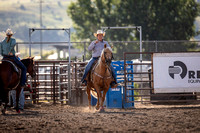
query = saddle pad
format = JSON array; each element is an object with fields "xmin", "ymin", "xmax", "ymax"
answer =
[{"xmin": 88, "ymin": 59, "xmax": 99, "ymax": 80}]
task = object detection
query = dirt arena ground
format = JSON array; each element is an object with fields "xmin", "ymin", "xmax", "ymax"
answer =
[{"xmin": 0, "ymin": 103, "xmax": 200, "ymax": 133}]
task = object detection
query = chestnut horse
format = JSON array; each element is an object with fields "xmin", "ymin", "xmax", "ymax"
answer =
[
  {"xmin": 86, "ymin": 44, "xmax": 114, "ymax": 111},
  {"xmin": 0, "ymin": 57, "xmax": 36, "ymax": 114}
]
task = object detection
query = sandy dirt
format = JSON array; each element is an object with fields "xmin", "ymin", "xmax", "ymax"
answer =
[{"xmin": 0, "ymin": 103, "xmax": 200, "ymax": 133}]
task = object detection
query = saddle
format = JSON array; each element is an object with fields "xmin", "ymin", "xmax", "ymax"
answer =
[
  {"xmin": 86, "ymin": 59, "xmax": 99, "ymax": 82},
  {"xmin": 2, "ymin": 58, "xmax": 20, "ymax": 75},
  {"xmin": 1, "ymin": 58, "xmax": 22, "ymax": 90}
]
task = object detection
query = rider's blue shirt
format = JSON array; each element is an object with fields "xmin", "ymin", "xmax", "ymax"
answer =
[
  {"xmin": 0, "ymin": 37, "xmax": 16, "ymax": 56},
  {"xmin": 88, "ymin": 40, "xmax": 110, "ymax": 57}
]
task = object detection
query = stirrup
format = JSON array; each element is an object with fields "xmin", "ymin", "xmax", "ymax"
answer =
[
  {"xmin": 21, "ymin": 84, "xmax": 27, "ymax": 89},
  {"xmin": 111, "ymin": 82, "xmax": 118, "ymax": 88},
  {"xmin": 21, "ymin": 85, "xmax": 25, "ymax": 88},
  {"xmin": 81, "ymin": 80, "xmax": 87, "ymax": 86}
]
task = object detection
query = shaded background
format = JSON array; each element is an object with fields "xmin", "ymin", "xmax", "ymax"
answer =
[{"xmin": 0, "ymin": 0, "xmax": 200, "ymax": 60}]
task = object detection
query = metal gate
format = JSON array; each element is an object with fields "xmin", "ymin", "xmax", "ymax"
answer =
[
  {"xmin": 59, "ymin": 62, "xmax": 70, "ymax": 104},
  {"xmin": 27, "ymin": 60, "xmax": 87, "ymax": 104},
  {"xmin": 30, "ymin": 60, "xmax": 68, "ymax": 103}
]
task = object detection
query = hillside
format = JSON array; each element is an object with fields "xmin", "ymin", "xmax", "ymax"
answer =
[
  {"xmin": 0, "ymin": 0, "xmax": 74, "ymax": 42},
  {"xmin": 0, "ymin": 0, "xmax": 77, "ymax": 58}
]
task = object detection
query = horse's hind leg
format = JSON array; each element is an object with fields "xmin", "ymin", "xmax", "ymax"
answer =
[
  {"xmin": 86, "ymin": 86, "xmax": 91, "ymax": 109},
  {"xmin": 1, "ymin": 90, "xmax": 9, "ymax": 115},
  {"xmin": 0, "ymin": 94, "xmax": 2, "ymax": 106},
  {"xmin": 1, "ymin": 104, "xmax": 6, "ymax": 115}
]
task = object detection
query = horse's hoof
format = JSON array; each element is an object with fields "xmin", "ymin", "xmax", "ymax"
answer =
[
  {"xmin": 1, "ymin": 109, "xmax": 6, "ymax": 115},
  {"xmin": 16, "ymin": 110, "xmax": 20, "ymax": 114},
  {"xmin": 99, "ymin": 108, "xmax": 105, "ymax": 113},
  {"xmin": 89, "ymin": 106, "xmax": 92, "ymax": 110},
  {"xmin": 96, "ymin": 106, "xmax": 100, "ymax": 110}
]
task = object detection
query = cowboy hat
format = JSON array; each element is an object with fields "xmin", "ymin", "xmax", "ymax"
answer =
[
  {"xmin": 93, "ymin": 30, "xmax": 105, "ymax": 37},
  {"xmin": 3, "ymin": 28, "xmax": 15, "ymax": 35}
]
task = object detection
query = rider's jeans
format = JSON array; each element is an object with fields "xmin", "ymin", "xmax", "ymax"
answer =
[
  {"xmin": 10, "ymin": 88, "xmax": 25, "ymax": 109},
  {"xmin": 81, "ymin": 57, "xmax": 117, "ymax": 82},
  {"xmin": 3, "ymin": 56, "xmax": 27, "ymax": 86}
]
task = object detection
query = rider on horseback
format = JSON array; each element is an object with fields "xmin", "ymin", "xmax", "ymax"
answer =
[
  {"xmin": 81, "ymin": 30, "xmax": 118, "ymax": 88},
  {"xmin": 0, "ymin": 29, "xmax": 27, "ymax": 88}
]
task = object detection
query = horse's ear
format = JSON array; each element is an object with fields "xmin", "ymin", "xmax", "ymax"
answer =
[
  {"xmin": 31, "ymin": 57, "xmax": 34, "ymax": 60},
  {"xmin": 104, "ymin": 44, "xmax": 107, "ymax": 48}
]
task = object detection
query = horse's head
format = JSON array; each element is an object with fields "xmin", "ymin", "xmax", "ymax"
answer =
[
  {"xmin": 21, "ymin": 57, "xmax": 36, "ymax": 78},
  {"xmin": 102, "ymin": 44, "xmax": 114, "ymax": 66}
]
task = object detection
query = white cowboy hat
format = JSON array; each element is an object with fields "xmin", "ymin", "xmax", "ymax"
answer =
[
  {"xmin": 3, "ymin": 28, "xmax": 15, "ymax": 35},
  {"xmin": 93, "ymin": 30, "xmax": 105, "ymax": 37}
]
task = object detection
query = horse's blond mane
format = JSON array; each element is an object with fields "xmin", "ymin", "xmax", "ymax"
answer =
[
  {"xmin": 99, "ymin": 47, "xmax": 112, "ymax": 63},
  {"xmin": 107, "ymin": 47, "xmax": 112, "ymax": 52},
  {"xmin": 100, "ymin": 47, "xmax": 112, "ymax": 56}
]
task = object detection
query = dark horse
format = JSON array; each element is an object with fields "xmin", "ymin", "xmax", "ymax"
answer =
[{"xmin": 0, "ymin": 57, "xmax": 36, "ymax": 114}]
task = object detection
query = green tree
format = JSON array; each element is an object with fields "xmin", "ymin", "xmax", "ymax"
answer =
[
  {"xmin": 120, "ymin": 0, "xmax": 199, "ymax": 40},
  {"xmin": 67, "ymin": 0, "xmax": 199, "ymax": 59}
]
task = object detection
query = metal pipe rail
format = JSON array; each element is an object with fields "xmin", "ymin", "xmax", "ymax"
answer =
[
  {"xmin": 101, "ymin": 26, "xmax": 142, "ymax": 61},
  {"xmin": 16, "ymin": 40, "xmax": 200, "ymax": 44},
  {"xmin": 127, "ymin": 100, "xmax": 200, "ymax": 103}
]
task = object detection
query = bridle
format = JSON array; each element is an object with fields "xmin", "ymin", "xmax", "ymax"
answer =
[
  {"xmin": 103, "ymin": 51, "xmax": 114, "ymax": 67},
  {"xmin": 27, "ymin": 59, "xmax": 36, "ymax": 78}
]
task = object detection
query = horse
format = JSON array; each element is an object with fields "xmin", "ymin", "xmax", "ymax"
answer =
[
  {"xmin": 0, "ymin": 57, "xmax": 36, "ymax": 114},
  {"xmin": 86, "ymin": 44, "xmax": 114, "ymax": 112}
]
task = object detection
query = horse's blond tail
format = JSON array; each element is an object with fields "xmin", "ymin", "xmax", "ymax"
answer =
[{"xmin": 90, "ymin": 89, "xmax": 97, "ymax": 99}]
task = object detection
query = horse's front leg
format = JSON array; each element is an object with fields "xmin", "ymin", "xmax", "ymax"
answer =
[
  {"xmin": 100, "ymin": 88, "xmax": 109, "ymax": 111},
  {"xmin": 15, "ymin": 86, "xmax": 22, "ymax": 113},
  {"xmin": 94, "ymin": 86, "xmax": 101, "ymax": 110},
  {"xmin": 86, "ymin": 86, "xmax": 91, "ymax": 109}
]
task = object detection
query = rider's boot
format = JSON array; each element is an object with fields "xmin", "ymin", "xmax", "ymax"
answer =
[
  {"xmin": 21, "ymin": 84, "xmax": 27, "ymax": 89},
  {"xmin": 81, "ymin": 80, "xmax": 87, "ymax": 86},
  {"xmin": 110, "ymin": 80, "xmax": 118, "ymax": 88}
]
